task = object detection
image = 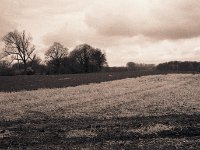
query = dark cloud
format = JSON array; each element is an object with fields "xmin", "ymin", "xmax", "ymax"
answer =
[{"xmin": 85, "ymin": 0, "xmax": 200, "ymax": 40}]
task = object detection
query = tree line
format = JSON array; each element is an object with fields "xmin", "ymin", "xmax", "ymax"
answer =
[
  {"xmin": 125, "ymin": 61, "xmax": 200, "ymax": 72},
  {"xmin": 126, "ymin": 62, "xmax": 156, "ymax": 71},
  {"xmin": 0, "ymin": 30, "xmax": 107, "ymax": 75},
  {"xmin": 157, "ymin": 61, "xmax": 200, "ymax": 72},
  {"xmin": 126, "ymin": 61, "xmax": 200, "ymax": 72},
  {"xmin": 1, "ymin": 30, "xmax": 200, "ymax": 76}
]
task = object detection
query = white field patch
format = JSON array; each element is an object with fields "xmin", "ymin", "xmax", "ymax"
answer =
[
  {"xmin": 66, "ymin": 130, "xmax": 97, "ymax": 138},
  {"xmin": 0, "ymin": 74, "xmax": 200, "ymax": 120},
  {"xmin": 131, "ymin": 124, "xmax": 174, "ymax": 135}
]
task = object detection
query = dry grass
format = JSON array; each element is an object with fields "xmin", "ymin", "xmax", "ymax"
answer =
[{"xmin": 0, "ymin": 74, "xmax": 200, "ymax": 120}]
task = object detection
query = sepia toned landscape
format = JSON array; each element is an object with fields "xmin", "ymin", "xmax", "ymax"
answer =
[
  {"xmin": 1, "ymin": 0, "xmax": 200, "ymax": 149},
  {"xmin": 0, "ymin": 74, "xmax": 200, "ymax": 149}
]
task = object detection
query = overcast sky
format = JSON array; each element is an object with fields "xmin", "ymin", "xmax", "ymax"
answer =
[{"xmin": 1, "ymin": 0, "xmax": 200, "ymax": 66}]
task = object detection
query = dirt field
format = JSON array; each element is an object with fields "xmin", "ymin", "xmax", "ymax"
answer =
[
  {"xmin": 0, "ymin": 71, "xmax": 174, "ymax": 92},
  {"xmin": 0, "ymin": 74, "xmax": 200, "ymax": 149}
]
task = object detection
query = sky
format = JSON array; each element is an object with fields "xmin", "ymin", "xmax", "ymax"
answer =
[{"xmin": 1, "ymin": 0, "xmax": 200, "ymax": 66}]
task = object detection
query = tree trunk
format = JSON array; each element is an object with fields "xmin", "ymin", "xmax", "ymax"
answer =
[{"xmin": 23, "ymin": 61, "xmax": 27, "ymax": 74}]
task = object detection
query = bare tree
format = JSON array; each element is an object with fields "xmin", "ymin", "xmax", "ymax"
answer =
[
  {"xmin": 45, "ymin": 42, "xmax": 68, "ymax": 60},
  {"xmin": 45, "ymin": 42, "xmax": 68, "ymax": 74},
  {"xmin": 2, "ymin": 30, "xmax": 36, "ymax": 72},
  {"xmin": 69, "ymin": 44, "xmax": 107, "ymax": 73}
]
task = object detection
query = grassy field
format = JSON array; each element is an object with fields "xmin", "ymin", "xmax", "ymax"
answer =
[{"xmin": 0, "ymin": 74, "xmax": 200, "ymax": 149}]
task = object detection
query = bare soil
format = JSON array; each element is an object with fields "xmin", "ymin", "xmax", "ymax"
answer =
[
  {"xmin": 0, "ymin": 71, "xmax": 179, "ymax": 92},
  {"xmin": 0, "ymin": 113, "xmax": 200, "ymax": 149}
]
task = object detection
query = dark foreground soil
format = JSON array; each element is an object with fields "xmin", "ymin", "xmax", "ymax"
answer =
[
  {"xmin": 0, "ymin": 71, "xmax": 181, "ymax": 92},
  {"xmin": 0, "ymin": 113, "xmax": 200, "ymax": 149}
]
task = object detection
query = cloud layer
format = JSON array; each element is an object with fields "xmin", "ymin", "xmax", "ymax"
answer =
[
  {"xmin": 85, "ymin": 0, "xmax": 200, "ymax": 40},
  {"xmin": 1, "ymin": 0, "xmax": 200, "ymax": 65}
]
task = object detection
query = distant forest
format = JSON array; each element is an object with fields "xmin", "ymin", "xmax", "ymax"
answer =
[{"xmin": 0, "ymin": 30, "xmax": 200, "ymax": 76}]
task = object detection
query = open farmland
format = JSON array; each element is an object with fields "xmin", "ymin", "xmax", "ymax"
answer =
[
  {"xmin": 0, "ymin": 71, "xmax": 176, "ymax": 92},
  {"xmin": 0, "ymin": 74, "xmax": 200, "ymax": 149}
]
